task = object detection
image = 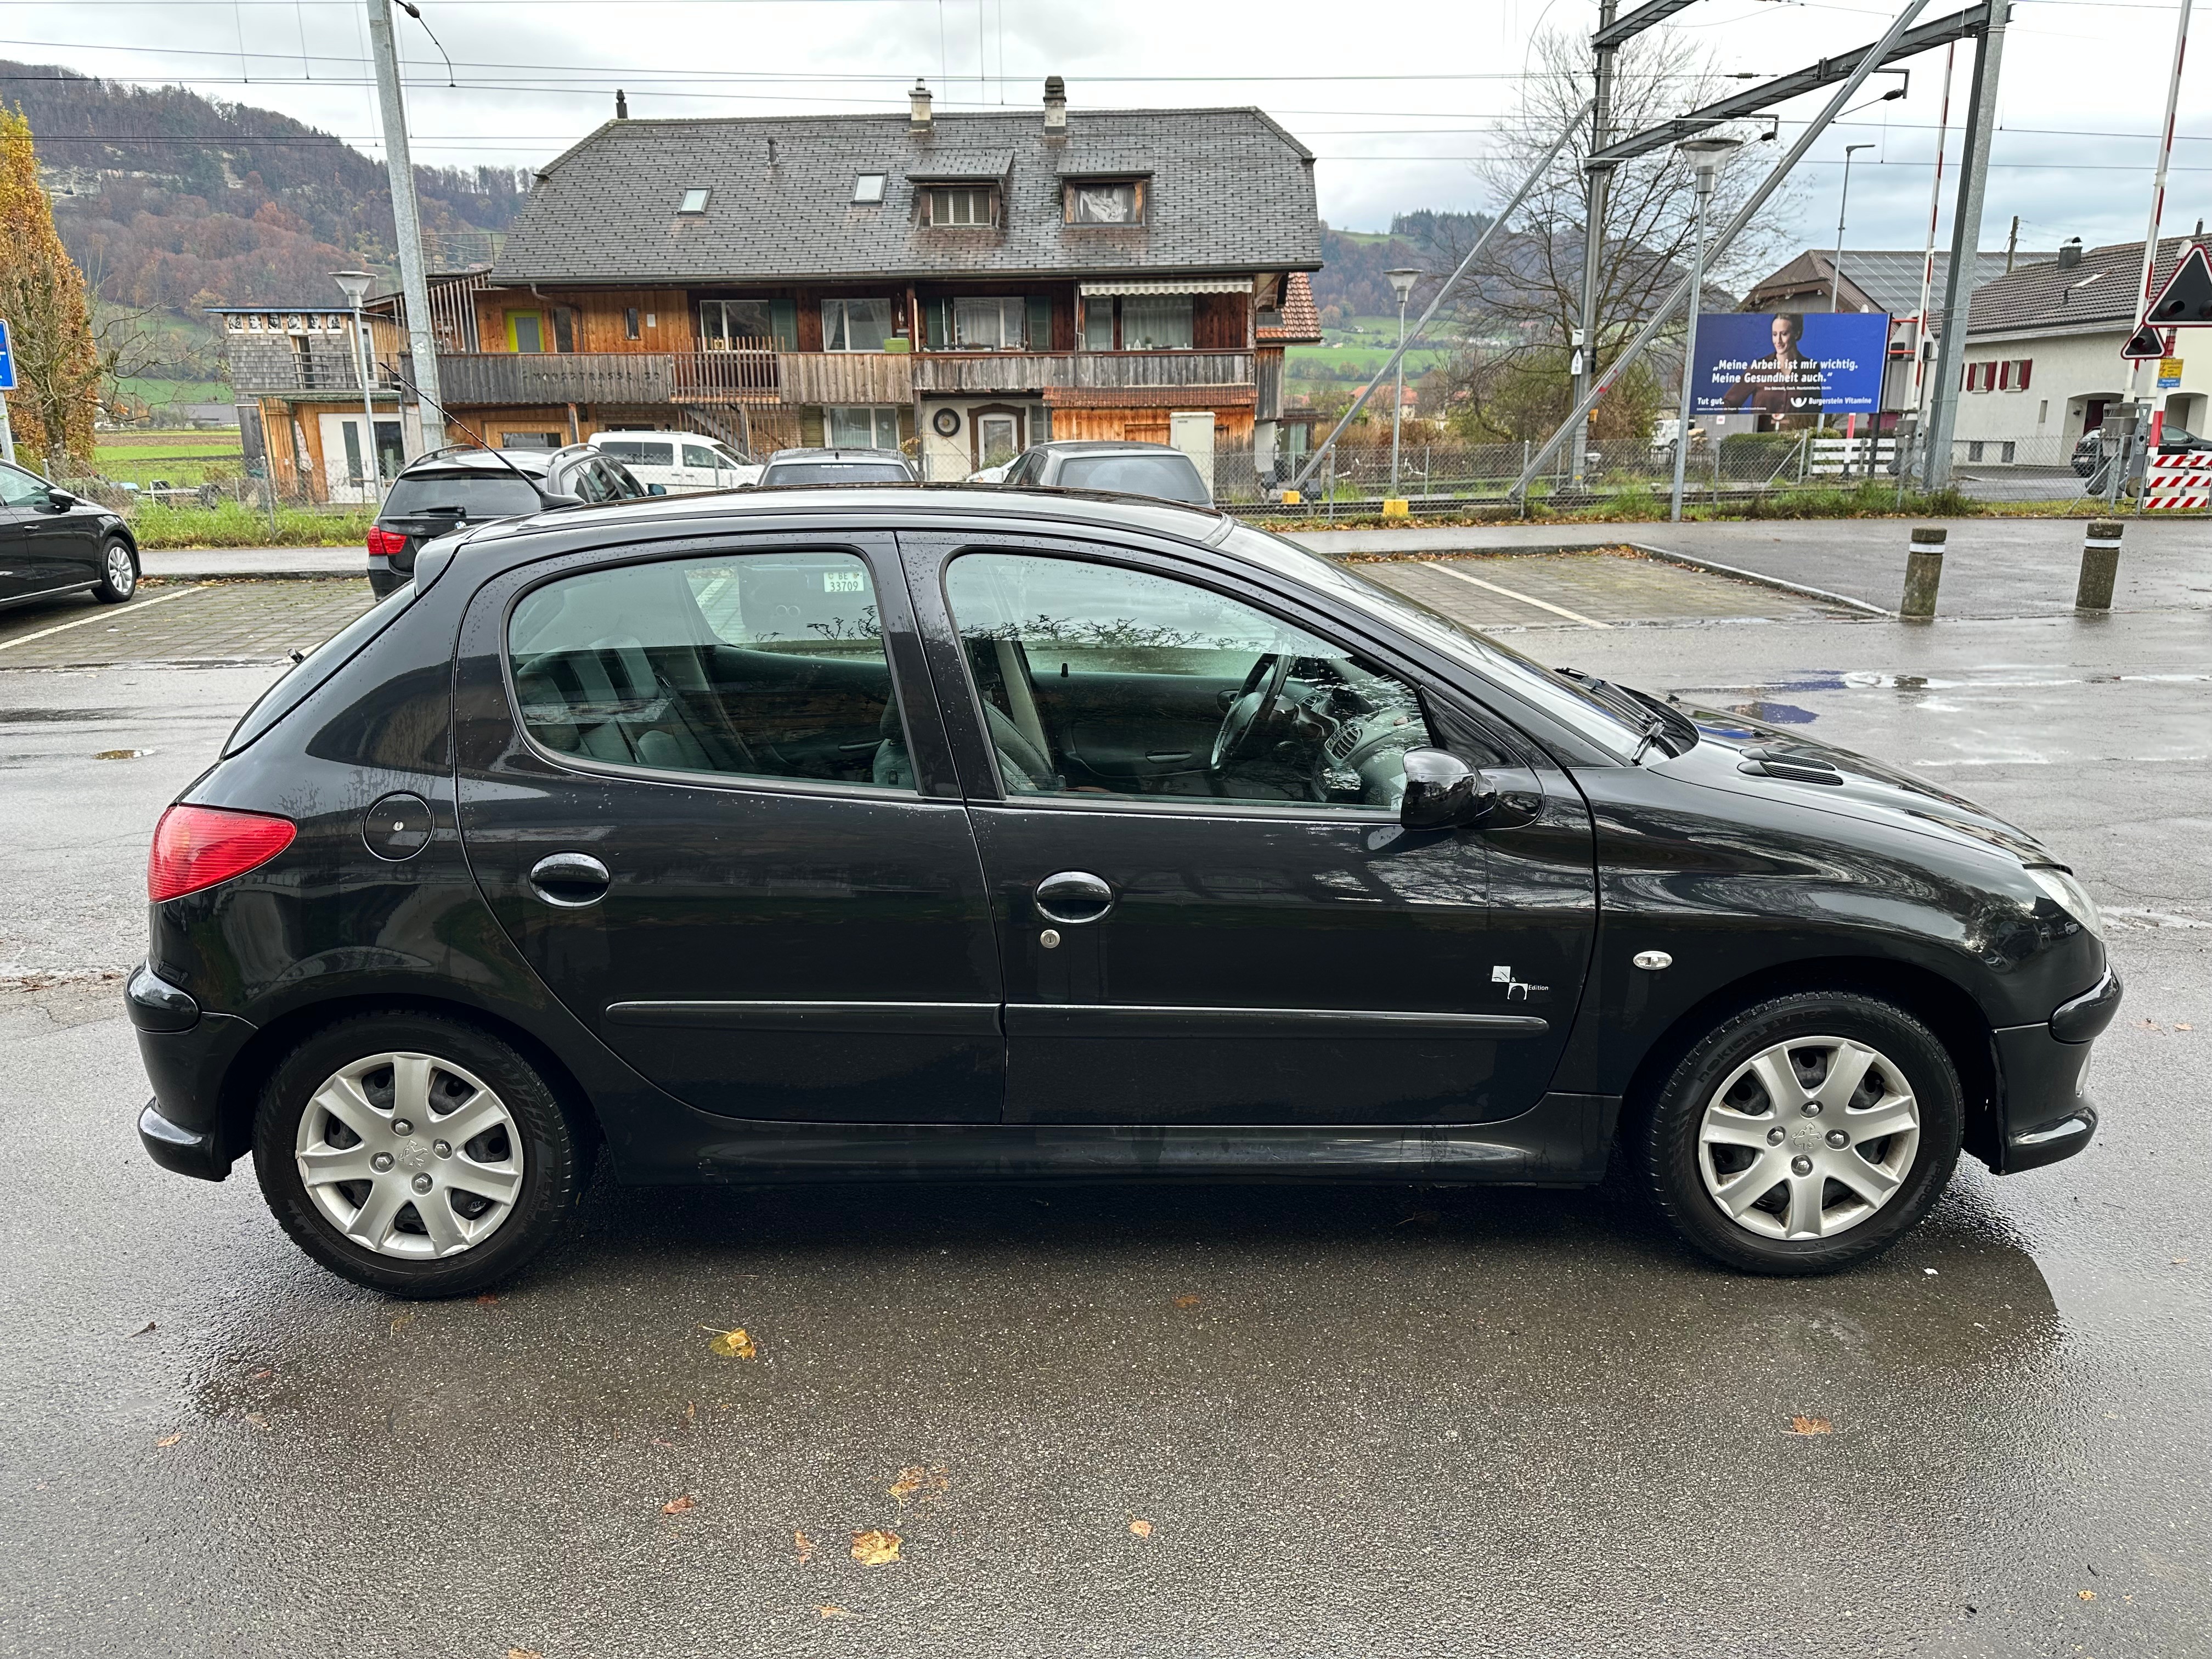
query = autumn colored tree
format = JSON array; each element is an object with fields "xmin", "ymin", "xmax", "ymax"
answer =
[{"xmin": 0, "ymin": 106, "xmax": 101, "ymax": 469}]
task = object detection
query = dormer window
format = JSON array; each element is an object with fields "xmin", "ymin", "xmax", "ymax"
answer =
[
  {"xmin": 1066, "ymin": 180, "xmax": 1142, "ymax": 225},
  {"xmin": 853, "ymin": 172, "xmax": 887, "ymax": 204},
  {"xmin": 678, "ymin": 187, "xmax": 711, "ymax": 215},
  {"xmin": 926, "ymin": 185, "xmax": 997, "ymax": 228}
]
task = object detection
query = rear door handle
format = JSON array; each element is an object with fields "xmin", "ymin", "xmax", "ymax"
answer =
[
  {"xmin": 529, "ymin": 852, "xmax": 611, "ymax": 907},
  {"xmin": 1034, "ymin": 870, "xmax": 1115, "ymax": 925}
]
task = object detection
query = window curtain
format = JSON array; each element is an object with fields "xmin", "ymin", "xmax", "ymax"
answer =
[{"xmin": 1120, "ymin": 295, "xmax": 1193, "ymax": 350}]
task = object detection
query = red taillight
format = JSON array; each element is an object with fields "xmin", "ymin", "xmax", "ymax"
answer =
[
  {"xmin": 148, "ymin": 805, "xmax": 297, "ymax": 903},
  {"xmin": 365, "ymin": 526, "xmax": 406, "ymax": 558}
]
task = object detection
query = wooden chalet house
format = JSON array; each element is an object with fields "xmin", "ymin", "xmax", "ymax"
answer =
[{"xmin": 219, "ymin": 80, "xmax": 1324, "ymax": 499}]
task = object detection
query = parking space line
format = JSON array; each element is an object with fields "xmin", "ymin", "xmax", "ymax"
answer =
[
  {"xmin": 0, "ymin": 586, "xmax": 201, "ymax": 654},
  {"xmin": 1424, "ymin": 561, "xmax": 1612, "ymax": 629}
]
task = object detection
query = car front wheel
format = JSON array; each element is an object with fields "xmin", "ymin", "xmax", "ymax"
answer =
[
  {"xmin": 252, "ymin": 1012, "xmax": 590, "ymax": 1296},
  {"xmin": 1635, "ymin": 992, "xmax": 1963, "ymax": 1274},
  {"xmin": 93, "ymin": 538, "xmax": 138, "ymax": 603}
]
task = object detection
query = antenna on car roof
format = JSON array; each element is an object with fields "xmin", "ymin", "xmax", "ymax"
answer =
[{"xmin": 377, "ymin": 360, "xmax": 573, "ymax": 507}]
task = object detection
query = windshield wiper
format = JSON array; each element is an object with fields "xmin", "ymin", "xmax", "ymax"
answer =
[{"xmin": 1629, "ymin": 711, "xmax": 1669, "ymax": 764}]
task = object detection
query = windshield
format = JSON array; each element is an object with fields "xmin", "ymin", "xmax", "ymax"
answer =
[
  {"xmin": 760, "ymin": 461, "xmax": 911, "ymax": 486},
  {"xmin": 1054, "ymin": 453, "xmax": 1209, "ymax": 504},
  {"xmin": 1216, "ymin": 522, "xmax": 1649, "ymax": 760},
  {"xmin": 381, "ymin": 473, "xmax": 542, "ymax": 520}
]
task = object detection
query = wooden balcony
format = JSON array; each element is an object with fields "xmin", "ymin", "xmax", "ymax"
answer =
[{"xmin": 910, "ymin": 351, "xmax": 1256, "ymax": 396}]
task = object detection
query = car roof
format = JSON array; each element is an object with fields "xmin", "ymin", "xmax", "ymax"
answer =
[
  {"xmin": 397, "ymin": 445, "xmax": 568, "ymax": 478},
  {"xmin": 455, "ymin": 482, "xmax": 1227, "ymax": 552},
  {"xmin": 1032, "ymin": 440, "xmax": 1190, "ymax": 456},
  {"xmin": 591, "ymin": 431, "xmax": 737, "ymax": 446},
  {"xmin": 763, "ymin": 447, "xmax": 911, "ymax": 463}
]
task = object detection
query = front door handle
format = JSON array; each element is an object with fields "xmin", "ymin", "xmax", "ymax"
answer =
[
  {"xmin": 1034, "ymin": 870, "xmax": 1115, "ymax": 925},
  {"xmin": 529, "ymin": 852, "xmax": 611, "ymax": 907}
]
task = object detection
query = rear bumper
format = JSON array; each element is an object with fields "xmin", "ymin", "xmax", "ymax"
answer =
[
  {"xmin": 138, "ymin": 1098, "xmax": 230, "ymax": 1182},
  {"xmin": 1989, "ymin": 968, "xmax": 2118, "ymax": 1175},
  {"xmin": 128, "ymin": 962, "xmax": 257, "ymax": 1181}
]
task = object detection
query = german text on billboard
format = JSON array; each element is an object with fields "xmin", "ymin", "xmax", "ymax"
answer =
[{"xmin": 1690, "ymin": 312, "xmax": 1889, "ymax": 421}]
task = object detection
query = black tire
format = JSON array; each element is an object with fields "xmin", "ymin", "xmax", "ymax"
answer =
[
  {"xmin": 1634, "ymin": 992, "xmax": 1963, "ymax": 1275},
  {"xmin": 252, "ymin": 1010, "xmax": 591, "ymax": 1297},
  {"xmin": 92, "ymin": 538, "xmax": 138, "ymax": 604}
]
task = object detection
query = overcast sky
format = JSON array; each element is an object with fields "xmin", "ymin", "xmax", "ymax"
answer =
[{"xmin": 5, "ymin": 0, "xmax": 2204, "ymax": 262}]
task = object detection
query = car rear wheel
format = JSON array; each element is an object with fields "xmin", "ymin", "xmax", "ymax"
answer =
[
  {"xmin": 92, "ymin": 539, "xmax": 138, "ymax": 603},
  {"xmin": 252, "ymin": 1012, "xmax": 590, "ymax": 1296},
  {"xmin": 1635, "ymin": 992, "xmax": 1963, "ymax": 1274}
]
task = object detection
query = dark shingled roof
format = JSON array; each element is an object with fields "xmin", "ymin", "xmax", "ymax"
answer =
[
  {"xmin": 1966, "ymin": 236, "xmax": 2205, "ymax": 335},
  {"xmin": 495, "ymin": 108, "xmax": 1321, "ymax": 286},
  {"xmin": 1746, "ymin": 249, "xmax": 2050, "ymax": 319}
]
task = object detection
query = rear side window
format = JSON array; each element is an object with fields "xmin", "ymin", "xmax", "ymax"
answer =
[
  {"xmin": 507, "ymin": 551, "xmax": 911, "ymax": 791},
  {"xmin": 599, "ymin": 440, "xmax": 675, "ymax": 467},
  {"xmin": 1052, "ymin": 453, "xmax": 1207, "ymax": 503},
  {"xmin": 760, "ymin": 461, "xmax": 910, "ymax": 486},
  {"xmin": 382, "ymin": 475, "xmax": 541, "ymax": 519}
]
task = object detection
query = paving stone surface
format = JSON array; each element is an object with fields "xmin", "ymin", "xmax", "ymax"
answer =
[
  {"xmin": 0, "ymin": 579, "xmax": 378, "ymax": 669},
  {"xmin": 1356, "ymin": 548, "xmax": 1861, "ymax": 631}
]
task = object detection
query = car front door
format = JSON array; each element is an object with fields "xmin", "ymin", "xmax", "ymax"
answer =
[
  {"xmin": 0, "ymin": 462, "xmax": 100, "ymax": 597},
  {"xmin": 906, "ymin": 531, "xmax": 1595, "ymax": 1126},
  {"xmin": 455, "ymin": 531, "xmax": 1003, "ymax": 1122}
]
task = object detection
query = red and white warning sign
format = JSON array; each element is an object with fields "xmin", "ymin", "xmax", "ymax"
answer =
[{"xmin": 2142, "ymin": 453, "xmax": 2212, "ymax": 510}]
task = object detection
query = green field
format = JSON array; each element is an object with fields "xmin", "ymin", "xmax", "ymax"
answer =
[{"xmin": 95, "ymin": 434, "xmax": 244, "ymax": 487}]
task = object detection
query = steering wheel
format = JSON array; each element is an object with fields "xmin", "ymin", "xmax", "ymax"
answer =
[{"xmin": 1211, "ymin": 652, "xmax": 1294, "ymax": 772}]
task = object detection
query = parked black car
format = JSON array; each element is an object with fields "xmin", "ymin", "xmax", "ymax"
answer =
[
  {"xmin": 2070, "ymin": 420, "xmax": 2212, "ymax": 488},
  {"xmin": 132, "ymin": 488, "xmax": 2116, "ymax": 1294},
  {"xmin": 754, "ymin": 447, "xmax": 918, "ymax": 488},
  {"xmin": 0, "ymin": 459, "xmax": 139, "ymax": 611},
  {"xmin": 365, "ymin": 443, "xmax": 653, "ymax": 596},
  {"xmin": 999, "ymin": 439, "xmax": 1211, "ymax": 504}
]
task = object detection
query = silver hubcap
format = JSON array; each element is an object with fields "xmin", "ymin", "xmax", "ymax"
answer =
[
  {"xmin": 106, "ymin": 546, "xmax": 133, "ymax": 591},
  {"xmin": 1697, "ymin": 1036, "xmax": 1920, "ymax": 1240},
  {"xmin": 294, "ymin": 1052, "xmax": 524, "ymax": 1259}
]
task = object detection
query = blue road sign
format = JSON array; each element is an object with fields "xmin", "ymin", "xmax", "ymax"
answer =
[{"xmin": 0, "ymin": 318, "xmax": 14, "ymax": 391}]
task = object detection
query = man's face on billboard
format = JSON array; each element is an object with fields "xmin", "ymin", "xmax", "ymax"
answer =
[{"xmin": 1772, "ymin": 316, "xmax": 1797, "ymax": 358}]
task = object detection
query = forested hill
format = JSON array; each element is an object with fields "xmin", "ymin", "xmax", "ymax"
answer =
[
  {"xmin": 5, "ymin": 60, "xmax": 527, "ymax": 314},
  {"xmin": 1312, "ymin": 210, "xmax": 1493, "ymax": 320}
]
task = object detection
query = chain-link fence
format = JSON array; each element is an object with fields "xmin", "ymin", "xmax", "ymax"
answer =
[{"xmin": 53, "ymin": 470, "xmax": 378, "ymax": 550}]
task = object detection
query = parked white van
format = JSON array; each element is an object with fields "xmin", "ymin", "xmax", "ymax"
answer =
[{"xmin": 588, "ymin": 431, "xmax": 761, "ymax": 493}]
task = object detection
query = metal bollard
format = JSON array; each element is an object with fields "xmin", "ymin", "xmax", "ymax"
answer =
[
  {"xmin": 1900, "ymin": 526, "xmax": 1946, "ymax": 619},
  {"xmin": 2076, "ymin": 520, "xmax": 2123, "ymax": 611}
]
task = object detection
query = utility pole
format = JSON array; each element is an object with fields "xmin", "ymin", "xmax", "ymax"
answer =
[
  {"xmin": 2005, "ymin": 213, "xmax": 2019, "ymax": 272},
  {"xmin": 1670, "ymin": 138, "xmax": 1740, "ymax": 522},
  {"xmin": 1831, "ymin": 144, "xmax": 1875, "ymax": 309},
  {"xmin": 1921, "ymin": 1, "xmax": 2010, "ymax": 490},
  {"xmin": 365, "ymin": 0, "xmax": 446, "ymax": 454},
  {"xmin": 2123, "ymin": 0, "xmax": 2193, "ymax": 514},
  {"xmin": 1571, "ymin": 0, "xmax": 1618, "ymax": 489},
  {"xmin": 1386, "ymin": 268, "xmax": 1420, "ymax": 492}
]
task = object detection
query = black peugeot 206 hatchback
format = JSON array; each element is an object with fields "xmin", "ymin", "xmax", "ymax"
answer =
[{"xmin": 128, "ymin": 488, "xmax": 2118, "ymax": 1295}]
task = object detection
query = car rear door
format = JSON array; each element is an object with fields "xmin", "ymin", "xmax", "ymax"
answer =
[
  {"xmin": 900, "ymin": 527, "xmax": 1596, "ymax": 1127},
  {"xmin": 454, "ymin": 528, "xmax": 1004, "ymax": 1123}
]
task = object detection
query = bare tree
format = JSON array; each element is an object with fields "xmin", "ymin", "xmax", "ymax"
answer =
[{"xmin": 1423, "ymin": 27, "xmax": 1797, "ymax": 440}]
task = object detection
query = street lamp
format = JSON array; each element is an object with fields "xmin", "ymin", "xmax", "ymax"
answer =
[
  {"xmin": 1669, "ymin": 137, "xmax": 1741, "ymax": 523},
  {"xmin": 1386, "ymin": 266, "xmax": 1421, "ymax": 493},
  {"xmin": 332, "ymin": 269, "xmax": 382, "ymax": 505},
  {"xmin": 1829, "ymin": 144, "xmax": 1875, "ymax": 312}
]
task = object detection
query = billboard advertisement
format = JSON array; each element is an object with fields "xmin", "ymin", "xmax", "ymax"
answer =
[{"xmin": 1689, "ymin": 311, "xmax": 1889, "ymax": 424}]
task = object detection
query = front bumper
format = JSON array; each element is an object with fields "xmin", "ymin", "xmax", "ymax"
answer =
[{"xmin": 1988, "ymin": 968, "xmax": 2119, "ymax": 1175}]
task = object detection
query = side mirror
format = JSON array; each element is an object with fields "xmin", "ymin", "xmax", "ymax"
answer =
[
  {"xmin": 1400, "ymin": 747, "xmax": 1495, "ymax": 831},
  {"xmin": 43, "ymin": 488, "xmax": 76, "ymax": 510},
  {"xmin": 647, "ymin": 483, "xmax": 669, "ymax": 496}
]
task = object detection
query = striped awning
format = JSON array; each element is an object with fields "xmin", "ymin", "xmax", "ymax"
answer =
[{"xmin": 1077, "ymin": 278, "xmax": 1253, "ymax": 297}]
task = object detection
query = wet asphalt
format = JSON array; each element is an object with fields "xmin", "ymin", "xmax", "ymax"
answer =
[{"xmin": 2, "ymin": 582, "xmax": 2209, "ymax": 1657}]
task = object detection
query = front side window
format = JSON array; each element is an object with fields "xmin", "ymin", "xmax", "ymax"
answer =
[
  {"xmin": 509, "ymin": 551, "xmax": 908, "ymax": 790},
  {"xmin": 1120, "ymin": 295, "xmax": 1193, "ymax": 350},
  {"xmin": 822, "ymin": 297, "xmax": 894, "ymax": 352},
  {"xmin": 943, "ymin": 551, "xmax": 1434, "ymax": 809},
  {"xmin": 827, "ymin": 406, "xmax": 900, "ymax": 448},
  {"xmin": 1066, "ymin": 182, "xmax": 1141, "ymax": 224},
  {"xmin": 927, "ymin": 186, "xmax": 996, "ymax": 228},
  {"xmin": 682, "ymin": 443, "xmax": 728, "ymax": 470},
  {"xmin": 952, "ymin": 296, "xmax": 1025, "ymax": 349},
  {"xmin": 0, "ymin": 462, "xmax": 50, "ymax": 507}
]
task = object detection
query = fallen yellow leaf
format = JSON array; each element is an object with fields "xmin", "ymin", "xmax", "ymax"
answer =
[
  {"xmin": 508, "ymin": 1650, "xmax": 544, "ymax": 1658},
  {"xmin": 242, "ymin": 1413, "xmax": 269, "ymax": 1430},
  {"xmin": 817, "ymin": 1606, "xmax": 854, "ymax": 1620},
  {"xmin": 155, "ymin": 1432, "xmax": 183, "ymax": 1449},
  {"xmin": 851, "ymin": 1529, "xmax": 901, "ymax": 1566},
  {"xmin": 887, "ymin": 1464, "xmax": 949, "ymax": 1503},
  {"xmin": 2079, "ymin": 1589, "xmax": 2097, "ymax": 1601},
  {"xmin": 1171, "ymin": 1294, "xmax": 1202, "ymax": 1309},
  {"xmin": 389, "ymin": 1312, "xmax": 416, "ymax": 1334},
  {"xmin": 1129, "ymin": 1519, "xmax": 1153, "ymax": 1537},
  {"xmin": 1788, "ymin": 1415, "xmax": 1833, "ymax": 1436},
  {"xmin": 662, "ymin": 1494, "xmax": 696, "ymax": 1514},
  {"xmin": 704, "ymin": 1326, "xmax": 757, "ymax": 1359},
  {"xmin": 794, "ymin": 1530, "xmax": 815, "ymax": 1563}
]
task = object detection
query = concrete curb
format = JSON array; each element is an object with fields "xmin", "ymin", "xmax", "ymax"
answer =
[{"xmin": 1624, "ymin": 541, "xmax": 1895, "ymax": 620}]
